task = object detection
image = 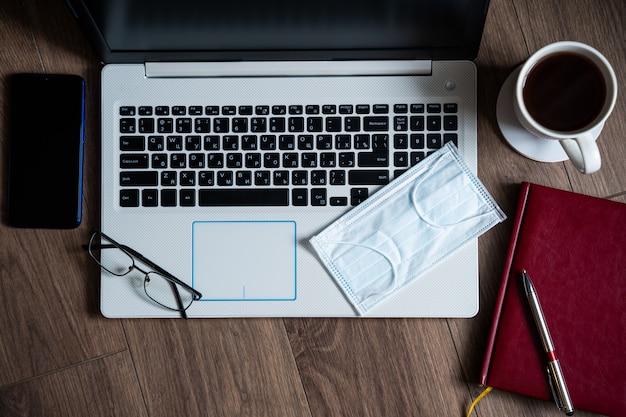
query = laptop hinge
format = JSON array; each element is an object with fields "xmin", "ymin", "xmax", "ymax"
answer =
[{"xmin": 144, "ymin": 60, "xmax": 432, "ymax": 78}]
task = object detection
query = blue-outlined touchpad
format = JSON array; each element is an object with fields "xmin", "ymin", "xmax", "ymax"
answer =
[{"xmin": 192, "ymin": 221, "xmax": 296, "ymax": 301}]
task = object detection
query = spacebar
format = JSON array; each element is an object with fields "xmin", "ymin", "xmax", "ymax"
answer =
[{"xmin": 199, "ymin": 189, "xmax": 289, "ymax": 206}]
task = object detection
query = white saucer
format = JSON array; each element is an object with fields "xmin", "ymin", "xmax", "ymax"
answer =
[{"xmin": 496, "ymin": 67, "xmax": 569, "ymax": 163}]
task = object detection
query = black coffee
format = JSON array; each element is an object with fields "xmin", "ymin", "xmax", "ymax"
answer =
[{"xmin": 523, "ymin": 52, "xmax": 606, "ymax": 132}]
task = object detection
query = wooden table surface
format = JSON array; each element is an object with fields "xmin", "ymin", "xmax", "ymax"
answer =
[{"xmin": 1, "ymin": 0, "xmax": 624, "ymax": 416}]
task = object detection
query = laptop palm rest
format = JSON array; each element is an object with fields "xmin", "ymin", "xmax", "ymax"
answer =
[{"xmin": 192, "ymin": 220, "xmax": 297, "ymax": 301}]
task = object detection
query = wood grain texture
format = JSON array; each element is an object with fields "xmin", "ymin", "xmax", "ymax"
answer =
[
  {"xmin": 285, "ymin": 318, "xmax": 470, "ymax": 417},
  {"xmin": 0, "ymin": 352, "xmax": 148, "ymax": 417},
  {"xmin": 0, "ymin": 0, "xmax": 623, "ymax": 415},
  {"xmin": 121, "ymin": 319, "xmax": 310, "ymax": 417}
]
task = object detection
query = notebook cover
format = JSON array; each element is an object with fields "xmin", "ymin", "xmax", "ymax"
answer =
[{"xmin": 480, "ymin": 182, "xmax": 626, "ymax": 417}]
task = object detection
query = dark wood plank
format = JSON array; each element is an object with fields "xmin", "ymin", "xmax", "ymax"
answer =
[
  {"xmin": 0, "ymin": 0, "xmax": 127, "ymax": 389},
  {"xmin": 0, "ymin": 352, "xmax": 148, "ymax": 417},
  {"xmin": 121, "ymin": 319, "xmax": 311, "ymax": 417},
  {"xmin": 285, "ymin": 318, "xmax": 469, "ymax": 417}
]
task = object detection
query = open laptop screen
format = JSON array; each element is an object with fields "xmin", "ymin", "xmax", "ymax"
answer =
[{"xmin": 68, "ymin": 0, "xmax": 489, "ymax": 63}]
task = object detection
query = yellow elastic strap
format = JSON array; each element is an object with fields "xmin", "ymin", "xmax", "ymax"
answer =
[{"xmin": 466, "ymin": 386, "xmax": 493, "ymax": 417}]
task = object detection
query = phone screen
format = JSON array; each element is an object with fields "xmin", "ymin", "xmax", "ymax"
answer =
[{"xmin": 7, "ymin": 74, "xmax": 86, "ymax": 228}]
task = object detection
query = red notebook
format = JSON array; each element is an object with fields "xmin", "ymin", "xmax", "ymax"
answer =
[{"xmin": 480, "ymin": 182, "xmax": 626, "ymax": 416}]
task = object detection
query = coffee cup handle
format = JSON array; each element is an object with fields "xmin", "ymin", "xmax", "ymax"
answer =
[{"xmin": 559, "ymin": 133, "xmax": 601, "ymax": 174}]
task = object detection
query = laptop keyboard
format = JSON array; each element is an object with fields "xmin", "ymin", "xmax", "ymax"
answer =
[{"xmin": 117, "ymin": 102, "xmax": 459, "ymax": 207}]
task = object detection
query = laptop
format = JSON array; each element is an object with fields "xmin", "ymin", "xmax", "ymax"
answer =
[{"xmin": 67, "ymin": 0, "xmax": 490, "ymax": 318}]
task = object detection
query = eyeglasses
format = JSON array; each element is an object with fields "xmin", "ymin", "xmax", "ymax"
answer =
[{"xmin": 85, "ymin": 231, "xmax": 202, "ymax": 318}]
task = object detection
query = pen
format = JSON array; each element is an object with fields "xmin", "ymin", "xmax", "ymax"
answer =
[{"xmin": 521, "ymin": 269, "xmax": 575, "ymax": 416}]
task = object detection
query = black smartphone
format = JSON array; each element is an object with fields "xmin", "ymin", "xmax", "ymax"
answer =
[{"xmin": 7, "ymin": 73, "xmax": 86, "ymax": 228}]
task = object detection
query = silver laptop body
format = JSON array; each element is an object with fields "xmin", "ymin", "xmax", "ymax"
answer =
[{"xmin": 68, "ymin": 0, "xmax": 490, "ymax": 317}]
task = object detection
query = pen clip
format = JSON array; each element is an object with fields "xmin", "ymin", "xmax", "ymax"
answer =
[{"xmin": 546, "ymin": 365, "xmax": 564, "ymax": 411}]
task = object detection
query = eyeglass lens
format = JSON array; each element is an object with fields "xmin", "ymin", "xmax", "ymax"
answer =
[
  {"xmin": 89, "ymin": 232, "xmax": 196, "ymax": 311},
  {"xmin": 144, "ymin": 272, "xmax": 195, "ymax": 310},
  {"xmin": 89, "ymin": 233, "xmax": 135, "ymax": 277}
]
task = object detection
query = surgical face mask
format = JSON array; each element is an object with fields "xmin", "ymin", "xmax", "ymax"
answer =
[{"xmin": 310, "ymin": 143, "xmax": 506, "ymax": 315}]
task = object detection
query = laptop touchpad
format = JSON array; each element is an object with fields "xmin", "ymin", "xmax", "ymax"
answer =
[{"xmin": 192, "ymin": 221, "xmax": 296, "ymax": 301}]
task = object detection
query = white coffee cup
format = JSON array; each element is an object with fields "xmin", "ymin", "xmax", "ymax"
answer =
[{"xmin": 514, "ymin": 41, "xmax": 617, "ymax": 174}]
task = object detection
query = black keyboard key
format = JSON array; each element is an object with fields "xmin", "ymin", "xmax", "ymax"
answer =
[
  {"xmin": 180, "ymin": 189, "xmax": 196, "ymax": 206},
  {"xmin": 239, "ymin": 105, "xmax": 253, "ymax": 115},
  {"xmin": 213, "ymin": 118, "xmax": 229, "ymax": 133},
  {"xmin": 444, "ymin": 133, "xmax": 458, "ymax": 147},
  {"xmin": 120, "ymin": 154, "xmax": 149, "ymax": 169},
  {"xmin": 373, "ymin": 104, "xmax": 389, "ymax": 114},
  {"xmin": 297, "ymin": 135, "xmax": 314, "ymax": 150},
  {"xmin": 255, "ymin": 105, "xmax": 270, "ymax": 115},
  {"xmin": 161, "ymin": 189, "xmax": 177, "ymax": 206},
  {"xmin": 205, "ymin": 106, "xmax": 219, "ymax": 115},
  {"xmin": 338, "ymin": 105, "xmax": 353, "ymax": 114},
  {"xmin": 444, "ymin": 103, "xmax": 458, "ymax": 113},
  {"xmin": 119, "ymin": 118, "xmax": 136, "ymax": 133},
  {"xmin": 288, "ymin": 117, "xmax": 304, "ymax": 132},
  {"xmin": 410, "ymin": 104, "xmax": 425, "ymax": 113},
  {"xmin": 351, "ymin": 188, "xmax": 369, "ymax": 205},
  {"xmin": 176, "ymin": 118, "xmax": 192, "ymax": 133},
  {"xmin": 166, "ymin": 136, "xmax": 183, "ymax": 151},
  {"xmin": 427, "ymin": 116, "xmax": 441, "ymax": 131},
  {"xmin": 232, "ymin": 118, "xmax": 248, "ymax": 133},
  {"xmin": 348, "ymin": 170, "xmax": 390, "ymax": 185},
  {"xmin": 269, "ymin": 118, "xmax": 285, "ymax": 132},
  {"xmin": 330, "ymin": 170, "xmax": 346, "ymax": 185},
  {"xmin": 120, "ymin": 190, "xmax": 139, "ymax": 207},
  {"xmin": 305, "ymin": 105, "xmax": 320, "ymax": 114},
  {"xmin": 356, "ymin": 104, "xmax": 370, "ymax": 114},
  {"xmin": 410, "ymin": 116, "xmax": 425, "ymax": 131},
  {"xmin": 443, "ymin": 115, "xmax": 458, "ymax": 131},
  {"xmin": 427, "ymin": 103, "xmax": 441, "ymax": 113},
  {"xmin": 155, "ymin": 106, "xmax": 169, "ymax": 115},
  {"xmin": 138, "ymin": 106, "xmax": 153, "ymax": 116},
  {"xmin": 120, "ymin": 106, "xmax": 136, "ymax": 116},
  {"xmin": 358, "ymin": 151, "xmax": 389, "ymax": 167},
  {"xmin": 120, "ymin": 171, "xmax": 158, "ymax": 186},
  {"xmin": 394, "ymin": 104, "xmax": 408, "ymax": 113},
  {"xmin": 344, "ymin": 117, "xmax": 361, "ymax": 132},
  {"xmin": 287, "ymin": 105, "xmax": 301, "ymax": 115},
  {"xmin": 411, "ymin": 133, "xmax": 425, "ymax": 148},
  {"xmin": 172, "ymin": 106, "xmax": 186, "ymax": 115},
  {"xmin": 322, "ymin": 105, "xmax": 336, "ymax": 114},
  {"xmin": 148, "ymin": 136, "xmax": 164, "ymax": 151},
  {"xmin": 427, "ymin": 134, "xmax": 442, "ymax": 148},
  {"xmin": 139, "ymin": 118, "xmax": 155, "ymax": 133},
  {"xmin": 330, "ymin": 197, "xmax": 348, "ymax": 206},
  {"xmin": 292, "ymin": 189, "xmax": 307, "ymax": 206},
  {"xmin": 325, "ymin": 117, "xmax": 342, "ymax": 132},
  {"xmin": 306, "ymin": 117, "xmax": 323, "ymax": 132},
  {"xmin": 364, "ymin": 116, "xmax": 389, "ymax": 131},
  {"xmin": 185, "ymin": 136, "xmax": 202, "ymax": 151},
  {"xmin": 222, "ymin": 106, "xmax": 236, "ymax": 115},
  {"xmin": 372, "ymin": 134, "xmax": 389, "ymax": 150},
  {"xmin": 120, "ymin": 136, "xmax": 145, "ymax": 151},
  {"xmin": 142, "ymin": 189, "xmax": 158, "ymax": 207},
  {"xmin": 199, "ymin": 189, "xmax": 289, "ymax": 206},
  {"xmin": 251, "ymin": 118, "xmax": 267, "ymax": 133},
  {"xmin": 311, "ymin": 189, "xmax": 327, "ymax": 206},
  {"xmin": 157, "ymin": 118, "xmax": 173, "ymax": 133},
  {"xmin": 273, "ymin": 105, "xmax": 287, "ymax": 115}
]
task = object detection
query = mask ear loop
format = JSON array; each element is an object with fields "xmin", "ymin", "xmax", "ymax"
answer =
[
  {"xmin": 322, "ymin": 232, "xmax": 400, "ymax": 306},
  {"xmin": 410, "ymin": 153, "xmax": 494, "ymax": 229}
]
